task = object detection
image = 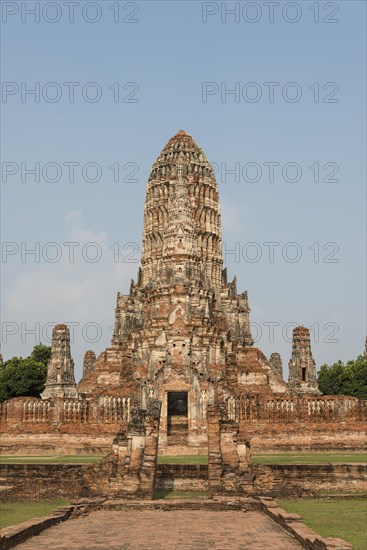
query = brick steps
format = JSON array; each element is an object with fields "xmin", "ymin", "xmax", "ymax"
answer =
[
  {"xmin": 158, "ymin": 445, "xmax": 208, "ymax": 456},
  {"xmin": 155, "ymin": 463, "xmax": 208, "ymax": 491},
  {"xmin": 167, "ymin": 417, "xmax": 189, "ymax": 446},
  {"xmin": 167, "ymin": 436, "xmax": 188, "ymax": 446},
  {"xmin": 102, "ymin": 497, "xmax": 262, "ymax": 511},
  {"xmin": 155, "ymin": 464, "xmax": 208, "ymax": 491}
]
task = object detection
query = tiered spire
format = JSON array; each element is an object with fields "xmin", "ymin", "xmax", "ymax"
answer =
[
  {"xmin": 162, "ymin": 159, "xmax": 198, "ymax": 260},
  {"xmin": 141, "ymin": 130, "xmax": 223, "ymax": 287},
  {"xmin": 269, "ymin": 352, "xmax": 283, "ymax": 379},
  {"xmin": 83, "ymin": 350, "xmax": 96, "ymax": 377},
  {"xmin": 288, "ymin": 326, "xmax": 320, "ymax": 395},
  {"xmin": 41, "ymin": 324, "xmax": 78, "ymax": 399}
]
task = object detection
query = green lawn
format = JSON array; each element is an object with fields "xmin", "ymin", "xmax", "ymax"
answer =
[
  {"xmin": 157, "ymin": 455, "xmax": 208, "ymax": 465},
  {"xmin": 278, "ymin": 498, "xmax": 367, "ymax": 550},
  {"xmin": 0, "ymin": 455, "xmax": 103, "ymax": 464},
  {"xmin": 252, "ymin": 452, "xmax": 367, "ymax": 464},
  {"xmin": 154, "ymin": 490, "xmax": 208, "ymax": 500},
  {"xmin": 3, "ymin": 452, "xmax": 365, "ymax": 465},
  {"xmin": 0, "ymin": 500, "xmax": 69, "ymax": 529}
]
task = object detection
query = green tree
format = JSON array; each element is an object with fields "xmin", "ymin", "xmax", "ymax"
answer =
[
  {"xmin": 31, "ymin": 343, "xmax": 51, "ymax": 367},
  {"xmin": 318, "ymin": 355, "xmax": 367, "ymax": 400},
  {"xmin": 0, "ymin": 344, "xmax": 50, "ymax": 401}
]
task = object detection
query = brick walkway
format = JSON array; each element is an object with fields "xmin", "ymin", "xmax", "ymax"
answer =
[{"xmin": 16, "ymin": 510, "xmax": 302, "ymax": 549}]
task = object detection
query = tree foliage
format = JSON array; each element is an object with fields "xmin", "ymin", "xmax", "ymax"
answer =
[
  {"xmin": 0, "ymin": 344, "xmax": 50, "ymax": 402},
  {"xmin": 317, "ymin": 355, "xmax": 367, "ymax": 400},
  {"xmin": 30, "ymin": 344, "xmax": 52, "ymax": 366}
]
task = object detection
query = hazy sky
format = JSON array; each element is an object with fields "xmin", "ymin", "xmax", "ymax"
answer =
[{"xmin": 1, "ymin": 1, "xmax": 366, "ymax": 381}]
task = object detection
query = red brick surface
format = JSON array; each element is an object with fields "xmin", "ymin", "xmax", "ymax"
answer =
[{"xmin": 15, "ymin": 510, "xmax": 302, "ymax": 549}]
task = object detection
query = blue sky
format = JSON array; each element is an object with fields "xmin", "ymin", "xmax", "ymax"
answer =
[{"xmin": 1, "ymin": 0, "xmax": 366, "ymax": 381}]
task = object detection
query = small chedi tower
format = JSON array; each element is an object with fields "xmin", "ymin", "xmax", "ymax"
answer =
[
  {"xmin": 82, "ymin": 350, "xmax": 96, "ymax": 377},
  {"xmin": 288, "ymin": 326, "xmax": 320, "ymax": 395},
  {"xmin": 269, "ymin": 352, "xmax": 283, "ymax": 379},
  {"xmin": 41, "ymin": 324, "xmax": 78, "ymax": 399}
]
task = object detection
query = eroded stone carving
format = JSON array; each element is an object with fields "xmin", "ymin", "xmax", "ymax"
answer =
[
  {"xmin": 82, "ymin": 350, "xmax": 96, "ymax": 377},
  {"xmin": 128, "ymin": 408, "xmax": 146, "ymax": 432},
  {"xmin": 146, "ymin": 398, "xmax": 161, "ymax": 420},
  {"xmin": 269, "ymin": 353, "xmax": 283, "ymax": 379}
]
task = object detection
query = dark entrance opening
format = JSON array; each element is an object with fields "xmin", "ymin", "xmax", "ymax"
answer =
[
  {"xmin": 168, "ymin": 392, "xmax": 188, "ymax": 415},
  {"xmin": 301, "ymin": 367, "xmax": 307, "ymax": 382},
  {"xmin": 167, "ymin": 391, "xmax": 188, "ymax": 444}
]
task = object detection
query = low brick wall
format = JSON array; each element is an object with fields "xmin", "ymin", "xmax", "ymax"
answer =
[
  {"xmin": 253, "ymin": 463, "xmax": 367, "ymax": 497},
  {"xmin": 0, "ymin": 464, "xmax": 109, "ymax": 502},
  {"xmin": 0, "ymin": 433, "xmax": 113, "ymax": 455},
  {"xmin": 1, "ymin": 462, "xmax": 365, "ymax": 502},
  {"xmin": 155, "ymin": 464, "xmax": 208, "ymax": 491},
  {"xmin": 259, "ymin": 497, "xmax": 353, "ymax": 549},
  {"xmin": 250, "ymin": 426, "xmax": 367, "ymax": 453},
  {"xmin": 0, "ymin": 506, "xmax": 73, "ymax": 550}
]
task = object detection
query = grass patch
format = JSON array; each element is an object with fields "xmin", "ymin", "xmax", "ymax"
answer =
[
  {"xmin": 157, "ymin": 455, "xmax": 208, "ymax": 465},
  {"xmin": 0, "ymin": 455, "xmax": 103, "ymax": 464},
  {"xmin": 0, "ymin": 500, "xmax": 69, "ymax": 529},
  {"xmin": 154, "ymin": 490, "xmax": 208, "ymax": 500},
  {"xmin": 277, "ymin": 498, "xmax": 367, "ymax": 550},
  {"xmin": 252, "ymin": 452, "xmax": 367, "ymax": 465}
]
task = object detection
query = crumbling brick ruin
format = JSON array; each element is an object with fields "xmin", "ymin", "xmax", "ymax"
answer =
[
  {"xmin": 1, "ymin": 131, "xmax": 366, "ymax": 498},
  {"xmin": 82, "ymin": 350, "xmax": 96, "ymax": 378},
  {"xmin": 269, "ymin": 353, "xmax": 283, "ymax": 379}
]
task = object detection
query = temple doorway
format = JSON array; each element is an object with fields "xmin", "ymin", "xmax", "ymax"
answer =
[{"xmin": 167, "ymin": 391, "xmax": 188, "ymax": 445}]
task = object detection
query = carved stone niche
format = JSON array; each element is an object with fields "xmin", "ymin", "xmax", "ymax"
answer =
[
  {"xmin": 146, "ymin": 398, "xmax": 161, "ymax": 420},
  {"xmin": 128, "ymin": 408, "xmax": 146, "ymax": 432}
]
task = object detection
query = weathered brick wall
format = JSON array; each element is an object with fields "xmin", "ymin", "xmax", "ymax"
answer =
[
  {"xmin": 1, "ymin": 395, "xmax": 366, "ymax": 455},
  {"xmin": 0, "ymin": 396, "xmax": 132, "ymax": 433},
  {"xmin": 1, "ymin": 463, "xmax": 364, "ymax": 502},
  {"xmin": 108, "ymin": 400, "xmax": 161, "ymax": 499},
  {"xmin": 250, "ymin": 426, "xmax": 366, "ymax": 453},
  {"xmin": 0, "ymin": 396, "xmax": 135, "ymax": 454},
  {"xmin": 0, "ymin": 433, "xmax": 114, "ymax": 455},
  {"xmin": 235, "ymin": 395, "xmax": 367, "ymax": 452},
  {"xmin": 0, "ymin": 464, "xmax": 109, "ymax": 502},
  {"xmin": 207, "ymin": 399, "xmax": 367, "ymax": 496},
  {"xmin": 207, "ymin": 404, "xmax": 223, "ymax": 496},
  {"xmin": 155, "ymin": 464, "xmax": 208, "ymax": 491},
  {"xmin": 253, "ymin": 463, "xmax": 367, "ymax": 497},
  {"xmin": 0, "ymin": 403, "xmax": 161, "ymax": 502},
  {"xmin": 235, "ymin": 395, "xmax": 367, "ymax": 424}
]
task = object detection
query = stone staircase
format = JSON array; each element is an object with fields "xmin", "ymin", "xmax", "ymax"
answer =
[
  {"xmin": 167, "ymin": 416, "xmax": 188, "ymax": 446},
  {"xmin": 102, "ymin": 497, "xmax": 262, "ymax": 511},
  {"xmin": 155, "ymin": 464, "xmax": 208, "ymax": 492}
]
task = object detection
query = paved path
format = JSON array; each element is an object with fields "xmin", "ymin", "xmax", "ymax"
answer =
[{"xmin": 16, "ymin": 510, "xmax": 302, "ymax": 549}]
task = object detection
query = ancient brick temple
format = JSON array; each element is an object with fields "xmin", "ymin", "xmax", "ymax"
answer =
[
  {"xmin": 1, "ymin": 131, "xmax": 366, "ymax": 500},
  {"xmin": 46, "ymin": 131, "xmax": 319, "ymax": 449}
]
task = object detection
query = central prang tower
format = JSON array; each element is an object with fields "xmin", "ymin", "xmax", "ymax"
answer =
[
  {"xmin": 141, "ymin": 130, "xmax": 223, "ymax": 287},
  {"xmin": 78, "ymin": 130, "xmax": 288, "ymax": 450}
]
